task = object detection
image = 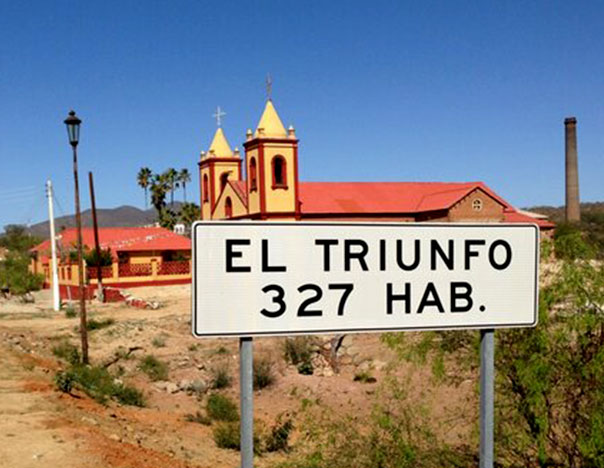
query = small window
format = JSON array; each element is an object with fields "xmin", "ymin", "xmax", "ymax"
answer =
[
  {"xmin": 272, "ymin": 156, "xmax": 287, "ymax": 189},
  {"xmin": 203, "ymin": 174, "xmax": 209, "ymax": 202},
  {"xmin": 220, "ymin": 173, "xmax": 229, "ymax": 191},
  {"xmin": 225, "ymin": 197, "xmax": 233, "ymax": 218},
  {"xmin": 472, "ymin": 199, "xmax": 483, "ymax": 212},
  {"xmin": 250, "ymin": 157, "xmax": 257, "ymax": 191}
]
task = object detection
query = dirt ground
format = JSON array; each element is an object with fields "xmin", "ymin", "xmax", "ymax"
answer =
[{"xmin": 0, "ymin": 285, "xmax": 476, "ymax": 467}]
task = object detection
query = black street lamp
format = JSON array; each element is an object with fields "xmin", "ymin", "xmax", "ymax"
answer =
[{"xmin": 64, "ymin": 110, "xmax": 89, "ymax": 364}]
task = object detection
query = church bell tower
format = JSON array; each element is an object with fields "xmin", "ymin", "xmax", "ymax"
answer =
[{"xmin": 243, "ymin": 100, "xmax": 299, "ymax": 219}]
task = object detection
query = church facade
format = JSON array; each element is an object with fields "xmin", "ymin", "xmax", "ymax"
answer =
[{"xmin": 198, "ymin": 100, "xmax": 553, "ymax": 231}]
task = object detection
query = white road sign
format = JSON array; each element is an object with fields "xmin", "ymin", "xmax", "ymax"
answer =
[{"xmin": 192, "ymin": 222, "xmax": 539, "ymax": 337}]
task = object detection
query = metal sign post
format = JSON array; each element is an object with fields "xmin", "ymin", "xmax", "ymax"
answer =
[
  {"xmin": 239, "ymin": 337, "xmax": 254, "ymax": 468},
  {"xmin": 479, "ymin": 329, "xmax": 495, "ymax": 468}
]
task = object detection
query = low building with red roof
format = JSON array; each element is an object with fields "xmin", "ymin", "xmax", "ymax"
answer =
[
  {"xmin": 30, "ymin": 226, "xmax": 191, "ymax": 297},
  {"xmin": 198, "ymin": 99, "xmax": 554, "ymax": 232}
]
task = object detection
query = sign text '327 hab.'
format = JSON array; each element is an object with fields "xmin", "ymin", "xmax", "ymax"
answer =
[{"xmin": 192, "ymin": 222, "xmax": 539, "ymax": 337}]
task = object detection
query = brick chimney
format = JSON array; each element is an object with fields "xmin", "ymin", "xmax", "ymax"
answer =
[{"xmin": 564, "ymin": 117, "xmax": 580, "ymax": 222}]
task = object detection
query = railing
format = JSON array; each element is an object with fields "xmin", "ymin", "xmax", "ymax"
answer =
[
  {"xmin": 86, "ymin": 266, "xmax": 114, "ymax": 279},
  {"xmin": 118, "ymin": 263, "xmax": 152, "ymax": 277},
  {"xmin": 158, "ymin": 261, "xmax": 190, "ymax": 275}
]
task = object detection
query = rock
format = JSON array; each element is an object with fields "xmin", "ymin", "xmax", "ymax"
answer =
[
  {"xmin": 323, "ymin": 367, "xmax": 334, "ymax": 377},
  {"xmin": 81, "ymin": 416, "xmax": 99, "ymax": 426},
  {"xmin": 165, "ymin": 382, "xmax": 179, "ymax": 394},
  {"xmin": 108, "ymin": 434, "xmax": 121, "ymax": 442},
  {"xmin": 153, "ymin": 381, "xmax": 169, "ymax": 391},
  {"xmin": 373, "ymin": 360, "xmax": 387, "ymax": 371},
  {"xmin": 178, "ymin": 379, "xmax": 192, "ymax": 391}
]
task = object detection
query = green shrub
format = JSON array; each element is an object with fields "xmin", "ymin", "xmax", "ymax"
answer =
[
  {"xmin": 54, "ymin": 370, "xmax": 75, "ymax": 393},
  {"xmin": 54, "ymin": 364, "xmax": 145, "ymax": 407},
  {"xmin": 185, "ymin": 411, "xmax": 211, "ymax": 425},
  {"xmin": 151, "ymin": 335, "xmax": 166, "ymax": 348},
  {"xmin": 207, "ymin": 393, "xmax": 239, "ymax": 422},
  {"xmin": 213, "ymin": 421, "xmax": 264, "ymax": 454},
  {"xmin": 297, "ymin": 361, "xmax": 314, "ymax": 375},
  {"xmin": 84, "ymin": 247, "xmax": 113, "ymax": 267},
  {"xmin": 52, "ymin": 341, "xmax": 81, "ymax": 365},
  {"xmin": 353, "ymin": 371, "xmax": 377, "ymax": 384},
  {"xmin": 266, "ymin": 417, "xmax": 293, "ymax": 453},
  {"xmin": 64, "ymin": 305, "xmax": 77, "ymax": 318},
  {"xmin": 254, "ymin": 356, "xmax": 275, "ymax": 390},
  {"xmin": 0, "ymin": 251, "xmax": 44, "ymax": 295},
  {"xmin": 284, "ymin": 337, "xmax": 314, "ymax": 365},
  {"xmin": 138, "ymin": 355, "xmax": 169, "ymax": 381},
  {"xmin": 213, "ymin": 421, "xmax": 240, "ymax": 450},
  {"xmin": 211, "ymin": 364, "xmax": 233, "ymax": 389},
  {"xmin": 86, "ymin": 318, "xmax": 115, "ymax": 331}
]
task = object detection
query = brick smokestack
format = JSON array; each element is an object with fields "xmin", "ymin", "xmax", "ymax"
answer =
[{"xmin": 564, "ymin": 117, "xmax": 580, "ymax": 222}]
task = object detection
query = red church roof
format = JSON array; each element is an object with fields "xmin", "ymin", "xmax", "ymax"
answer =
[
  {"xmin": 298, "ymin": 182, "xmax": 506, "ymax": 214},
  {"xmin": 32, "ymin": 227, "xmax": 191, "ymax": 263}
]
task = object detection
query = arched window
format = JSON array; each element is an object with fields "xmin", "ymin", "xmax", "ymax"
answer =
[
  {"xmin": 472, "ymin": 198, "xmax": 483, "ymax": 212},
  {"xmin": 250, "ymin": 157, "xmax": 257, "ymax": 191},
  {"xmin": 272, "ymin": 155, "xmax": 287, "ymax": 189},
  {"xmin": 203, "ymin": 174, "xmax": 209, "ymax": 202},
  {"xmin": 225, "ymin": 197, "xmax": 233, "ymax": 218},
  {"xmin": 220, "ymin": 173, "xmax": 229, "ymax": 191}
]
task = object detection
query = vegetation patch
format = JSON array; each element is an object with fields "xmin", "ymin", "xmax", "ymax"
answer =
[
  {"xmin": 207, "ymin": 393, "xmax": 239, "ymax": 422},
  {"xmin": 151, "ymin": 335, "xmax": 166, "ymax": 348},
  {"xmin": 138, "ymin": 355, "xmax": 169, "ymax": 381},
  {"xmin": 184, "ymin": 411, "xmax": 211, "ymax": 425},
  {"xmin": 52, "ymin": 341, "xmax": 81, "ymax": 365},
  {"xmin": 253, "ymin": 356, "xmax": 276, "ymax": 390},
  {"xmin": 54, "ymin": 364, "xmax": 145, "ymax": 407},
  {"xmin": 86, "ymin": 317, "xmax": 115, "ymax": 331},
  {"xmin": 353, "ymin": 370, "xmax": 377, "ymax": 384},
  {"xmin": 210, "ymin": 364, "xmax": 233, "ymax": 389}
]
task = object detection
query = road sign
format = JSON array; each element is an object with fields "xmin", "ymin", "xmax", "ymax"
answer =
[{"xmin": 192, "ymin": 222, "xmax": 539, "ymax": 338}]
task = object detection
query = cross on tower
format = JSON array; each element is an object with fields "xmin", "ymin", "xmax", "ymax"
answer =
[
  {"xmin": 266, "ymin": 73, "xmax": 273, "ymax": 101},
  {"xmin": 213, "ymin": 106, "xmax": 226, "ymax": 127}
]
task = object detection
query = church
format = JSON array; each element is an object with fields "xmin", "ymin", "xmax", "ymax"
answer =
[{"xmin": 198, "ymin": 99, "xmax": 553, "ymax": 231}]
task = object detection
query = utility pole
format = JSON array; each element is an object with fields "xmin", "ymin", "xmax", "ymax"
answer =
[
  {"xmin": 46, "ymin": 180, "xmax": 61, "ymax": 312},
  {"xmin": 88, "ymin": 172, "xmax": 104, "ymax": 302}
]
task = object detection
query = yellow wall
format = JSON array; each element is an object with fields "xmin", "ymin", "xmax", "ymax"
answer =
[
  {"xmin": 246, "ymin": 147, "xmax": 261, "ymax": 215},
  {"xmin": 212, "ymin": 183, "xmax": 248, "ymax": 219},
  {"xmin": 263, "ymin": 143, "xmax": 296, "ymax": 214}
]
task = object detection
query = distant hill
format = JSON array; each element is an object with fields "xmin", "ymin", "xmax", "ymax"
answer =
[
  {"xmin": 525, "ymin": 202, "xmax": 604, "ymax": 223},
  {"xmin": 26, "ymin": 205, "xmax": 172, "ymax": 239}
]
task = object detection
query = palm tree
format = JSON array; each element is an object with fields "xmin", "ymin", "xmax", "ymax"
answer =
[
  {"xmin": 179, "ymin": 168, "xmax": 191, "ymax": 202},
  {"xmin": 137, "ymin": 167, "xmax": 153, "ymax": 209},
  {"xmin": 179, "ymin": 202, "xmax": 200, "ymax": 228},
  {"xmin": 150, "ymin": 173, "xmax": 169, "ymax": 215},
  {"xmin": 164, "ymin": 168, "xmax": 179, "ymax": 207}
]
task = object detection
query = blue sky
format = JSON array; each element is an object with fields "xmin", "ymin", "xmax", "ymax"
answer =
[{"xmin": 0, "ymin": 1, "xmax": 602, "ymax": 230}]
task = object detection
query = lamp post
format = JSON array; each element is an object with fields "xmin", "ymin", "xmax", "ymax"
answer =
[{"xmin": 64, "ymin": 110, "xmax": 89, "ymax": 364}]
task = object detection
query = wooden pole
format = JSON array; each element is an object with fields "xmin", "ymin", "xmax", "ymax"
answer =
[{"xmin": 88, "ymin": 172, "xmax": 104, "ymax": 302}]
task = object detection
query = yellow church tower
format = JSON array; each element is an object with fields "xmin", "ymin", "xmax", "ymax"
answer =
[
  {"xmin": 198, "ymin": 122, "xmax": 242, "ymax": 220},
  {"xmin": 243, "ymin": 100, "xmax": 299, "ymax": 219}
]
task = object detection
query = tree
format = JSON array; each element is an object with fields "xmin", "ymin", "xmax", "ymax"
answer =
[
  {"xmin": 179, "ymin": 168, "xmax": 191, "ymax": 202},
  {"xmin": 164, "ymin": 168, "xmax": 179, "ymax": 207},
  {"xmin": 150, "ymin": 173, "xmax": 169, "ymax": 214},
  {"xmin": 0, "ymin": 224, "xmax": 41, "ymax": 253},
  {"xmin": 137, "ymin": 167, "xmax": 153, "ymax": 210},
  {"xmin": 382, "ymin": 231, "xmax": 604, "ymax": 468},
  {"xmin": 0, "ymin": 225, "xmax": 44, "ymax": 295},
  {"xmin": 179, "ymin": 202, "xmax": 200, "ymax": 229}
]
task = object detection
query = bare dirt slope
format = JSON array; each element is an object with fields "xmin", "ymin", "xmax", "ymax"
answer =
[{"xmin": 0, "ymin": 286, "xmax": 475, "ymax": 467}]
